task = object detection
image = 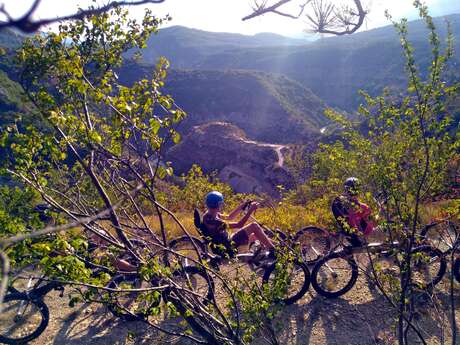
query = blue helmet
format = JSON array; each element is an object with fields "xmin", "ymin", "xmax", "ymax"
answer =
[{"xmin": 205, "ymin": 191, "xmax": 224, "ymax": 209}]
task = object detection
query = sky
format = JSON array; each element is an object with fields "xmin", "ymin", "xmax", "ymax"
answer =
[{"xmin": 2, "ymin": 0, "xmax": 460, "ymax": 37}]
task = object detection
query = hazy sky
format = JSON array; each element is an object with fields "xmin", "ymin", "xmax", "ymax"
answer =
[{"xmin": 3, "ymin": 0, "xmax": 460, "ymax": 37}]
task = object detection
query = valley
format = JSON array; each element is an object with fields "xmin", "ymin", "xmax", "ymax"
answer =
[{"xmin": 1, "ymin": 15, "xmax": 459, "ymax": 195}]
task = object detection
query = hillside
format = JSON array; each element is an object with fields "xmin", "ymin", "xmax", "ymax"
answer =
[
  {"xmin": 125, "ymin": 25, "xmax": 311, "ymax": 68},
  {"xmin": 2, "ymin": 15, "xmax": 459, "ymax": 113},
  {"xmin": 118, "ymin": 63, "xmax": 329, "ymax": 144},
  {"xmin": 0, "ymin": 28, "xmax": 27, "ymax": 50},
  {"xmin": 136, "ymin": 14, "xmax": 460, "ymax": 112},
  {"xmin": 168, "ymin": 121, "xmax": 294, "ymax": 195},
  {"xmin": 0, "ymin": 69, "xmax": 36, "ymax": 128}
]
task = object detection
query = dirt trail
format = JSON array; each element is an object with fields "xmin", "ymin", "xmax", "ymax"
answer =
[
  {"xmin": 20, "ymin": 263, "xmax": 460, "ymax": 345},
  {"xmin": 239, "ymin": 138, "xmax": 287, "ymax": 167}
]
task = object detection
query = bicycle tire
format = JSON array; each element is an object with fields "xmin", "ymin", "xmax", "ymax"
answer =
[
  {"xmin": 311, "ymin": 252, "xmax": 358, "ymax": 298},
  {"xmin": 0, "ymin": 293, "xmax": 49, "ymax": 344},
  {"xmin": 107, "ymin": 274, "xmax": 162, "ymax": 321},
  {"xmin": 294, "ymin": 226, "xmax": 331, "ymax": 264},
  {"xmin": 168, "ymin": 236, "xmax": 207, "ymax": 267},
  {"xmin": 166, "ymin": 265, "xmax": 215, "ymax": 305},
  {"xmin": 419, "ymin": 222, "xmax": 458, "ymax": 253},
  {"xmin": 410, "ymin": 245, "xmax": 447, "ymax": 290},
  {"xmin": 262, "ymin": 260, "xmax": 310, "ymax": 305},
  {"xmin": 453, "ymin": 257, "xmax": 460, "ymax": 283}
]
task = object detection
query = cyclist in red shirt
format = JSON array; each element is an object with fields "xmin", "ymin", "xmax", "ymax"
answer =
[{"xmin": 331, "ymin": 177, "xmax": 375, "ymax": 247}]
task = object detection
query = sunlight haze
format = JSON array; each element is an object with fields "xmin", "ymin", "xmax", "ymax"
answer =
[{"xmin": 2, "ymin": 0, "xmax": 459, "ymax": 37}]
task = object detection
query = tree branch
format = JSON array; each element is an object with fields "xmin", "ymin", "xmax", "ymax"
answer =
[
  {"xmin": 0, "ymin": 0, "xmax": 166, "ymax": 33},
  {"xmin": 243, "ymin": 0, "xmax": 367, "ymax": 36}
]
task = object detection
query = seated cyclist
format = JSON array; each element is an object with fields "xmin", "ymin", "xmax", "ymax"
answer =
[
  {"xmin": 331, "ymin": 177, "xmax": 375, "ymax": 247},
  {"xmin": 202, "ymin": 191, "xmax": 275, "ymax": 258},
  {"xmin": 86, "ymin": 229, "xmax": 138, "ymax": 272}
]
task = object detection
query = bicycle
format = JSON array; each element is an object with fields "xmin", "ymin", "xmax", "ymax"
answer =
[
  {"xmin": 105, "ymin": 236, "xmax": 216, "ymax": 321},
  {"xmin": 168, "ymin": 207, "xmax": 311, "ymax": 305},
  {"xmin": 0, "ymin": 237, "xmax": 117, "ymax": 345},
  {"xmin": 245, "ymin": 199, "xmax": 332, "ymax": 265},
  {"xmin": 0, "ymin": 275, "xmax": 64, "ymax": 345},
  {"xmin": 310, "ymin": 225, "xmax": 447, "ymax": 299},
  {"xmin": 419, "ymin": 219, "xmax": 460, "ymax": 283}
]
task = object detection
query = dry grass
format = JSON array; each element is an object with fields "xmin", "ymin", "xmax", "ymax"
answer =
[{"xmin": 144, "ymin": 212, "xmax": 198, "ymax": 240}]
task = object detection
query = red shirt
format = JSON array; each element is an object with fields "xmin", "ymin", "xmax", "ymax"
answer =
[{"xmin": 332, "ymin": 196, "xmax": 374, "ymax": 236}]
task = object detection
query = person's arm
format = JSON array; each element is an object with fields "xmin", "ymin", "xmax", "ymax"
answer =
[
  {"xmin": 228, "ymin": 203, "xmax": 258, "ymax": 229},
  {"xmin": 359, "ymin": 202, "xmax": 372, "ymax": 217},
  {"xmin": 220, "ymin": 201, "xmax": 250, "ymax": 221}
]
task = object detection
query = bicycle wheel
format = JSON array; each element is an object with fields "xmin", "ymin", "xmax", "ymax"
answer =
[
  {"xmin": 118, "ymin": 238, "xmax": 157, "ymax": 264},
  {"xmin": 107, "ymin": 274, "xmax": 162, "ymax": 321},
  {"xmin": 168, "ymin": 265, "xmax": 215, "ymax": 305},
  {"xmin": 453, "ymin": 257, "xmax": 460, "ymax": 283},
  {"xmin": 411, "ymin": 245, "xmax": 446, "ymax": 290},
  {"xmin": 311, "ymin": 252, "xmax": 358, "ymax": 298},
  {"xmin": 0, "ymin": 293, "xmax": 49, "ymax": 344},
  {"xmin": 168, "ymin": 236, "xmax": 207, "ymax": 267},
  {"xmin": 419, "ymin": 222, "xmax": 458, "ymax": 253},
  {"xmin": 294, "ymin": 226, "xmax": 331, "ymax": 264},
  {"xmin": 262, "ymin": 260, "xmax": 310, "ymax": 305}
]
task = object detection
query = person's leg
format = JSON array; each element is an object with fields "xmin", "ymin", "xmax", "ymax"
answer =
[
  {"xmin": 340, "ymin": 229, "xmax": 362, "ymax": 247},
  {"xmin": 240, "ymin": 223, "xmax": 275, "ymax": 249},
  {"xmin": 113, "ymin": 258, "xmax": 137, "ymax": 272}
]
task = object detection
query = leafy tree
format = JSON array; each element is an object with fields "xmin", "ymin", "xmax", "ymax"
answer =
[
  {"xmin": 0, "ymin": 7, "xmax": 300, "ymax": 344},
  {"xmin": 308, "ymin": 2, "xmax": 459, "ymax": 344}
]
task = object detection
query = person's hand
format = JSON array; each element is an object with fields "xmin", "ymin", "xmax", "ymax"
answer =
[
  {"xmin": 249, "ymin": 202, "xmax": 259, "ymax": 212},
  {"xmin": 241, "ymin": 200, "xmax": 252, "ymax": 211}
]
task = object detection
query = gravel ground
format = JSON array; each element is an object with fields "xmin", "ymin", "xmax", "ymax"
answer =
[{"xmin": 17, "ymin": 260, "xmax": 460, "ymax": 345}]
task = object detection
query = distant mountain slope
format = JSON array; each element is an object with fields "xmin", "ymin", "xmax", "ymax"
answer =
[
  {"xmin": 126, "ymin": 25, "xmax": 312, "ymax": 68},
  {"xmin": 119, "ymin": 63, "xmax": 329, "ymax": 144},
  {"xmin": 136, "ymin": 14, "xmax": 460, "ymax": 111},
  {"xmin": 0, "ymin": 28, "xmax": 27, "ymax": 50},
  {"xmin": 0, "ymin": 70, "xmax": 34, "ymax": 127}
]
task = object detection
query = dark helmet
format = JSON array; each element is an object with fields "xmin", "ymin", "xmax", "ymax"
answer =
[
  {"xmin": 344, "ymin": 177, "xmax": 360, "ymax": 196},
  {"xmin": 205, "ymin": 191, "xmax": 224, "ymax": 209},
  {"xmin": 33, "ymin": 203, "xmax": 53, "ymax": 223}
]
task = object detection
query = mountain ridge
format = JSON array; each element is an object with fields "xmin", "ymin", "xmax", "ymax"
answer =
[{"xmin": 134, "ymin": 14, "xmax": 460, "ymax": 111}]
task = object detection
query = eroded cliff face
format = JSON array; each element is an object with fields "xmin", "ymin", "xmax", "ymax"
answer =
[{"xmin": 167, "ymin": 121, "xmax": 295, "ymax": 195}]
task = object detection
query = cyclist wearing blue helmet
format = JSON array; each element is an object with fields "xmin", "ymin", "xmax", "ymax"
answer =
[{"xmin": 202, "ymin": 191, "xmax": 275, "ymax": 256}]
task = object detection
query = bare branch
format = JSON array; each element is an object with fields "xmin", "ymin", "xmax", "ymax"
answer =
[
  {"xmin": 243, "ymin": 0, "xmax": 367, "ymax": 36},
  {"xmin": 0, "ymin": 0, "xmax": 166, "ymax": 33},
  {"xmin": 0, "ymin": 251, "xmax": 10, "ymax": 313},
  {"xmin": 243, "ymin": 0, "xmax": 312, "ymax": 21}
]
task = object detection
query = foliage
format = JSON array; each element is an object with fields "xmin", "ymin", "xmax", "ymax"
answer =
[
  {"xmin": 0, "ymin": 7, "xmax": 307, "ymax": 345},
  {"xmin": 304, "ymin": 2, "xmax": 460, "ymax": 344},
  {"xmin": 0, "ymin": 2, "xmax": 185, "ymax": 320}
]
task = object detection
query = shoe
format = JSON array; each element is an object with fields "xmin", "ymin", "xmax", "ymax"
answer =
[
  {"xmin": 267, "ymin": 248, "xmax": 276, "ymax": 259},
  {"xmin": 251, "ymin": 247, "xmax": 265, "ymax": 263},
  {"xmin": 249, "ymin": 240, "xmax": 261, "ymax": 253}
]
